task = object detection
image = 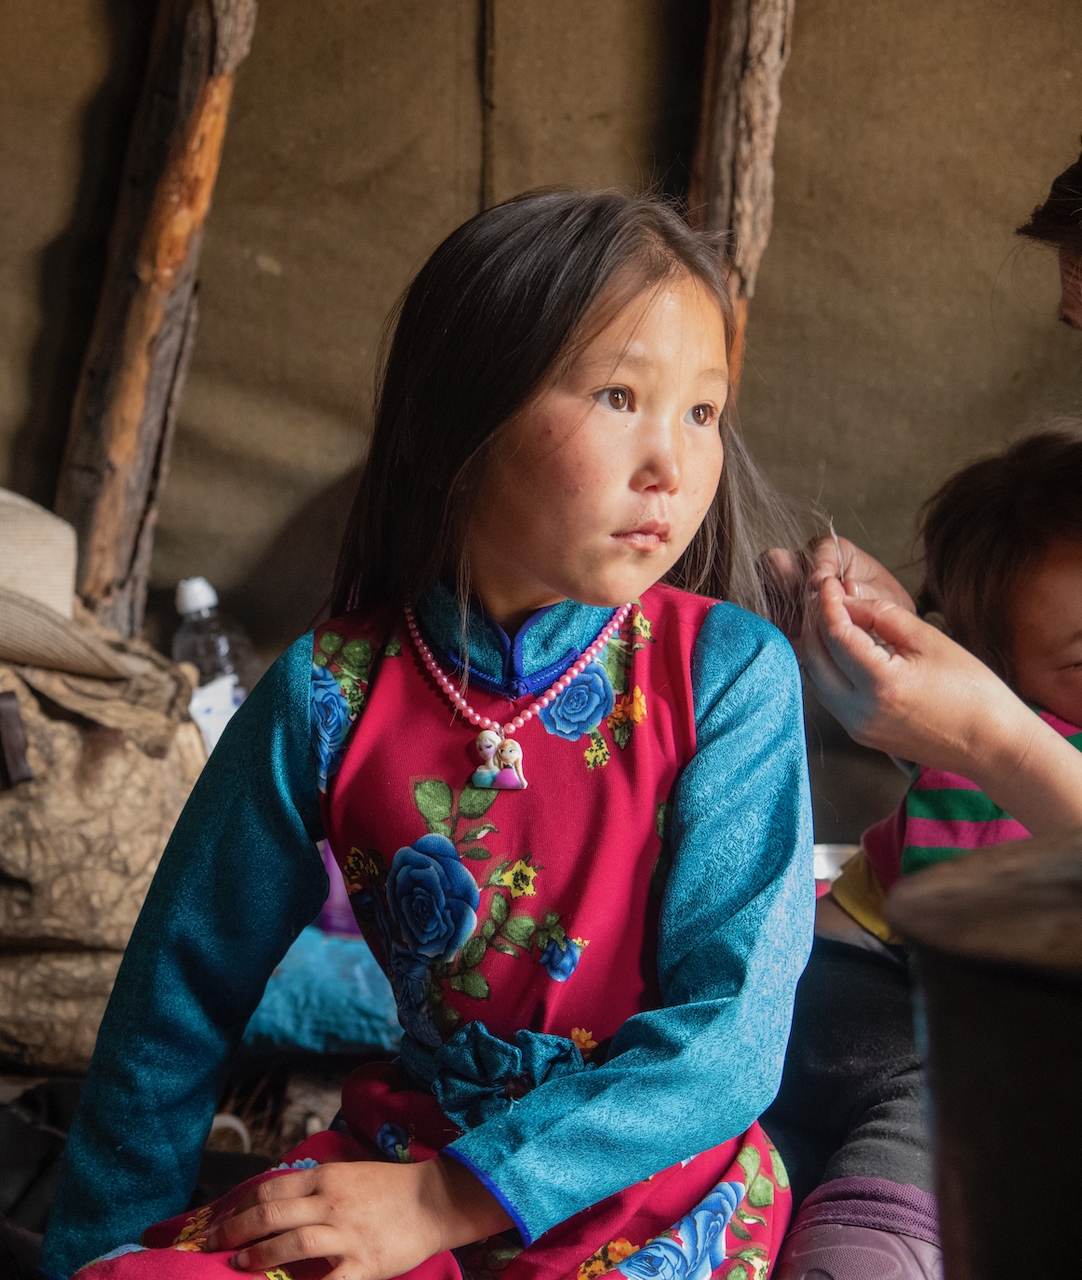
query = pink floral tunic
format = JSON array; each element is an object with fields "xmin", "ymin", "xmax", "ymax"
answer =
[{"xmin": 77, "ymin": 584, "xmax": 811, "ymax": 1280}]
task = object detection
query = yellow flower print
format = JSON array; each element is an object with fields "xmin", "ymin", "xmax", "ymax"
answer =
[
  {"xmin": 171, "ymin": 1204, "xmax": 212, "ymax": 1250},
  {"xmin": 572, "ymin": 936, "xmax": 590, "ymax": 948},
  {"xmin": 500, "ymin": 859, "xmax": 538, "ymax": 898},
  {"xmin": 571, "ymin": 1027, "xmax": 597, "ymax": 1053},
  {"xmin": 342, "ymin": 846, "xmax": 382, "ymax": 894},
  {"xmin": 607, "ymin": 685, "xmax": 647, "ymax": 728},
  {"xmin": 577, "ymin": 1238, "xmax": 639, "ymax": 1280}
]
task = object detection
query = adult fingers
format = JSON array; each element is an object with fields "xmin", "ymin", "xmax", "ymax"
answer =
[
  {"xmin": 810, "ymin": 535, "xmax": 917, "ymax": 613},
  {"xmin": 233, "ymin": 1224, "xmax": 345, "ymax": 1273}
]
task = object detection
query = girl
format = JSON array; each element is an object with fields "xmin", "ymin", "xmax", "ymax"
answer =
[
  {"xmin": 766, "ymin": 426, "xmax": 1082, "ymax": 1280},
  {"xmin": 42, "ymin": 190, "xmax": 814, "ymax": 1280}
]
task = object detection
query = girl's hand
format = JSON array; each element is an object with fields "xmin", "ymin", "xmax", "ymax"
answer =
[
  {"xmin": 205, "ymin": 1156, "xmax": 511, "ymax": 1280},
  {"xmin": 804, "ymin": 577, "xmax": 1082, "ymax": 834}
]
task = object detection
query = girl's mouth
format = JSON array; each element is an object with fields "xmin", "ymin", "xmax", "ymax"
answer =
[{"xmin": 612, "ymin": 522, "xmax": 670, "ymax": 552}]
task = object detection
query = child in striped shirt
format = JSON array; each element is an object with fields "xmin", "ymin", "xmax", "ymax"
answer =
[
  {"xmin": 833, "ymin": 425, "xmax": 1082, "ymax": 939},
  {"xmin": 769, "ymin": 423, "xmax": 1082, "ymax": 1280}
]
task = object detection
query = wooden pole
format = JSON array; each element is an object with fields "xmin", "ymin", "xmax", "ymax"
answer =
[
  {"xmin": 55, "ymin": 0, "xmax": 257, "ymax": 638},
  {"xmin": 689, "ymin": 0, "xmax": 795, "ymax": 392}
]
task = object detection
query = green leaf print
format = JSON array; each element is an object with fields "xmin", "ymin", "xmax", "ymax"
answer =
[
  {"xmin": 491, "ymin": 941, "xmax": 518, "ymax": 956},
  {"xmin": 313, "ymin": 651, "xmax": 329, "ymax": 668},
  {"xmin": 502, "ymin": 915, "xmax": 536, "ymax": 948},
  {"xmin": 459, "ymin": 970, "xmax": 490, "ymax": 999},
  {"xmin": 339, "ymin": 638, "xmax": 373, "ymax": 674},
  {"xmin": 460, "ymin": 847, "xmax": 491, "ymax": 860},
  {"xmin": 414, "ymin": 780, "xmax": 454, "ymax": 833},
  {"xmin": 490, "ymin": 893, "xmax": 509, "ymax": 925},
  {"xmin": 736, "ymin": 1145, "xmax": 761, "ymax": 1183},
  {"xmin": 462, "ymin": 824, "xmax": 497, "ymax": 842},
  {"xmin": 384, "ymin": 636, "xmax": 402, "ymax": 657},
  {"xmin": 457, "ymin": 786, "xmax": 498, "ymax": 820},
  {"xmin": 431, "ymin": 1002, "xmax": 460, "ymax": 1032},
  {"xmin": 481, "ymin": 919, "xmax": 496, "ymax": 941},
  {"xmin": 584, "ymin": 729, "xmax": 610, "ymax": 769},
  {"xmin": 747, "ymin": 1175, "xmax": 775, "ymax": 1207},
  {"xmin": 320, "ymin": 631, "xmax": 343, "ymax": 656},
  {"xmin": 461, "ymin": 935, "xmax": 488, "ymax": 968},
  {"xmin": 610, "ymin": 718, "xmax": 633, "ymax": 750},
  {"xmin": 600, "ymin": 639, "xmax": 629, "ymax": 695},
  {"xmin": 728, "ymin": 1220, "xmax": 751, "ymax": 1241},
  {"xmin": 485, "ymin": 862, "xmax": 511, "ymax": 888},
  {"xmin": 767, "ymin": 1144, "xmax": 790, "ymax": 1190},
  {"xmin": 340, "ymin": 676, "xmax": 368, "ymax": 716}
]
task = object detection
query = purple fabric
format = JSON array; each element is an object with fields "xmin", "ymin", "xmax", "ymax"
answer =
[
  {"xmin": 792, "ymin": 1177, "xmax": 939, "ymax": 1247},
  {"xmin": 317, "ymin": 838, "xmax": 362, "ymax": 935}
]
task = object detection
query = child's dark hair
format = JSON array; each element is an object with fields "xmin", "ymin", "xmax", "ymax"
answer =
[
  {"xmin": 331, "ymin": 189, "xmax": 797, "ymax": 620},
  {"xmin": 1017, "ymin": 140, "xmax": 1082, "ymax": 254},
  {"xmin": 916, "ymin": 422, "xmax": 1082, "ymax": 685}
]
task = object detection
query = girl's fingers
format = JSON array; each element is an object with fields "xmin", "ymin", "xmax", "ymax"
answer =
[
  {"xmin": 208, "ymin": 1186, "xmax": 327, "ymax": 1251},
  {"xmin": 225, "ymin": 1168, "xmax": 320, "ymax": 1218},
  {"xmin": 232, "ymin": 1224, "xmax": 345, "ymax": 1273}
]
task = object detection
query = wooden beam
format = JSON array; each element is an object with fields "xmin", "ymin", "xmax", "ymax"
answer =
[
  {"xmin": 55, "ymin": 0, "xmax": 257, "ymax": 638},
  {"xmin": 689, "ymin": 0, "xmax": 794, "ymax": 391}
]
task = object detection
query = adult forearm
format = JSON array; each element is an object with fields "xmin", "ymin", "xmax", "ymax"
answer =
[{"xmin": 967, "ymin": 704, "xmax": 1082, "ymax": 836}]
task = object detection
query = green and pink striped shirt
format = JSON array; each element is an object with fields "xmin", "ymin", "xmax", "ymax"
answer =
[{"xmin": 863, "ymin": 709, "xmax": 1082, "ymax": 892}]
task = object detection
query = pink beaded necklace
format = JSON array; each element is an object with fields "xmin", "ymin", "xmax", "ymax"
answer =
[{"xmin": 404, "ymin": 602, "xmax": 632, "ymax": 791}]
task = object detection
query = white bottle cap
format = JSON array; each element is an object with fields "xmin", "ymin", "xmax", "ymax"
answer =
[{"xmin": 175, "ymin": 576, "xmax": 219, "ymax": 615}]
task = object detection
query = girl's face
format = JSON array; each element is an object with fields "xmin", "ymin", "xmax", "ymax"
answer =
[
  {"xmin": 1009, "ymin": 538, "xmax": 1082, "ymax": 726},
  {"xmin": 465, "ymin": 272, "xmax": 728, "ymax": 630}
]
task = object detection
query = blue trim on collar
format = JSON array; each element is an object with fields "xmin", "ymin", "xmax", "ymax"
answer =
[{"xmin": 415, "ymin": 584, "xmax": 612, "ymax": 701}]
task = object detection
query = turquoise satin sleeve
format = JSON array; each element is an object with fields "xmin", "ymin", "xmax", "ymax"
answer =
[
  {"xmin": 39, "ymin": 635, "xmax": 327, "ymax": 1280},
  {"xmin": 446, "ymin": 602, "xmax": 815, "ymax": 1243}
]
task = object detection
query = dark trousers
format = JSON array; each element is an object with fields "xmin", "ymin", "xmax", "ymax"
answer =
[{"xmin": 763, "ymin": 936, "xmax": 933, "ymax": 1211}]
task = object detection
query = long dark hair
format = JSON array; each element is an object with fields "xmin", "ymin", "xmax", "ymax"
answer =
[
  {"xmin": 916, "ymin": 421, "xmax": 1082, "ymax": 685},
  {"xmin": 332, "ymin": 189, "xmax": 792, "ymax": 619}
]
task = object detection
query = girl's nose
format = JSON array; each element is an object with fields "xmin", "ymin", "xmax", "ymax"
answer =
[{"xmin": 631, "ymin": 417, "xmax": 682, "ymax": 494}]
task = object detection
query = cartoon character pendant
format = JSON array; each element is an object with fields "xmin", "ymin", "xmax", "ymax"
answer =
[{"xmin": 472, "ymin": 728, "xmax": 527, "ymax": 789}]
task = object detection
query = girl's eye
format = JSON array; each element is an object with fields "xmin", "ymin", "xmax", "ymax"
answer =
[
  {"xmin": 600, "ymin": 387, "xmax": 632, "ymax": 412},
  {"xmin": 685, "ymin": 403, "xmax": 716, "ymax": 426}
]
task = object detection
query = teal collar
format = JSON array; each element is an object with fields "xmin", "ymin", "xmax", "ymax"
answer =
[{"xmin": 414, "ymin": 582, "xmax": 615, "ymax": 700}]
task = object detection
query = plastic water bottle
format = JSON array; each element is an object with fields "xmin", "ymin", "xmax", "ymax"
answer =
[{"xmin": 172, "ymin": 577, "xmax": 254, "ymax": 753}]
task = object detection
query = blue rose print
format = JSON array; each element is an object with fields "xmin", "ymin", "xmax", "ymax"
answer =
[
  {"xmin": 375, "ymin": 1122, "xmax": 412, "ymax": 1163},
  {"xmin": 616, "ymin": 1181, "xmax": 743, "ymax": 1280},
  {"xmin": 389, "ymin": 946, "xmax": 442, "ymax": 1049},
  {"xmin": 538, "ymin": 661, "xmax": 615, "ymax": 741},
  {"xmin": 540, "ymin": 937, "xmax": 580, "ymax": 982},
  {"xmin": 386, "ymin": 835, "xmax": 480, "ymax": 962},
  {"xmin": 311, "ymin": 663, "xmax": 353, "ymax": 791}
]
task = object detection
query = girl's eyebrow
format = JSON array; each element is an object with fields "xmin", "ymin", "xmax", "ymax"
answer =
[{"xmin": 577, "ymin": 351, "xmax": 729, "ymax": 386}]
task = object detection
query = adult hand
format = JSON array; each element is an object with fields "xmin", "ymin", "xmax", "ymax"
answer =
[
  {"xmin": 804, "ymin": 576, "xmax": 1082, "ymax": 834},
  {"xmin": 762, "ymin": 534, "xmax": 914, "ymax": 653},
  {"xmin": 205, "ymin": 1156, "xmax": 511, "ymax": 1280},
  {"xmin": 809, "ymin": 534, "xmax": 916, "ymax": 612}
]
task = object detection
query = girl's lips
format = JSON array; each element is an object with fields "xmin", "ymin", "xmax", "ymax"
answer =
[{"xmin": 612, "ymin": 522, "xmax": 670, "ymax": 551}]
